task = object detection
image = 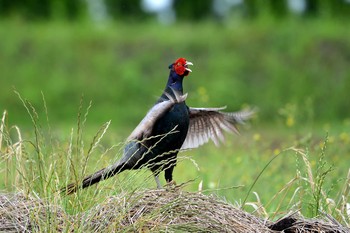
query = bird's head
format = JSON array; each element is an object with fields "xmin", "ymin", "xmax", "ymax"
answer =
[
  {"xmin": 169, "ymin": 57, "xmax": 193, "ymax": 77},
  {"xmin": 166, "ymin": 58, "xmax": 193, "ymax": 92},
  {"xmin": 166, "ymin": 58, "xmax": 193, "ymax": 93}
]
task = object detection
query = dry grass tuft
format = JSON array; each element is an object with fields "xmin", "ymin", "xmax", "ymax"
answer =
[
  {"xmin": 0, "ymin": 193, "xmax": 71, "ymax": 232},
  {"xmin": 83, "ymin": 189, "xmax": 268, "ymax": 232},
  {"xmin": 1, "ymin": 189, "xmax": 349, "ymax": 232},
  {"xmin": 268, "ymin": 213, "xmax": 350, "ymax": 232}
]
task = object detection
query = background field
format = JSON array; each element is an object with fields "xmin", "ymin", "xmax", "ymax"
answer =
[{"xmin": 1, "ymin": 1, "xmax": 350, "ymax": 228}]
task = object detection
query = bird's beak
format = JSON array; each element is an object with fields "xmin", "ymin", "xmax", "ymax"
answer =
[{"xmin": 185, "ymin": 61, "xmax": 193, "ymax": 72}]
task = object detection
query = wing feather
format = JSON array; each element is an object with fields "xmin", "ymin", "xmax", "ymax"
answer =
[{"xmin": 181, "ymin": 107, "xmax": 255, "ymax": 150}]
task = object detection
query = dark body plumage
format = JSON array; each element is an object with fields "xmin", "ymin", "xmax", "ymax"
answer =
[
  {"xmin": 62, "ymin": 58, "xmax": 254, "ymax": 194},
  {"xmin": 123, "ymin": 88, "xmax": 190, "ymax": 182}
]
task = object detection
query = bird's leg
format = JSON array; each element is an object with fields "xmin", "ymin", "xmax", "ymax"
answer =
[
  {"xmin": 154, "ymin": 175, "xmax": 162, "ymax": 189},
  {"xmin": 164, "ymin": 165, "xmax": 176, "ymax": 187}
]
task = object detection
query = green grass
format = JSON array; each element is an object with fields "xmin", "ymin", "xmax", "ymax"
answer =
[{"xmin": 1, "ymin": 97, "xmax": 349, "ymax": 226}]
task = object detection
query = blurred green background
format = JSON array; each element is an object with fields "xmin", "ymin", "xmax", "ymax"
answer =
[
  {"xmin": 1, "ymin": 0, "xmax": 350, "ymax": 130},
  {"xmin": 1, "ymin": 0, "xmax": 350, "ymax": 217}
]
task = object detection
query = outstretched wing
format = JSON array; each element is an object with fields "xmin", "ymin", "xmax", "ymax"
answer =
[{"xmin": 181, "ymin": 107, "xmax": 255, "ymax": 150}]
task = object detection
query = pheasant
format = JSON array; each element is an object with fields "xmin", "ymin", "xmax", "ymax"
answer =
[{"xmin": 62, "ymin": 57, "xmax": 254, "ymax": 194}]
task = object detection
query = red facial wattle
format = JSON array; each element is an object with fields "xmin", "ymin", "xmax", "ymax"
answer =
[{"xmin": 174, "ymin": 57, "xmax": 193, "ymax": 76}]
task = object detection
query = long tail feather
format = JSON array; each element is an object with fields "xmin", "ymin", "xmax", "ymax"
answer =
[{"xmin": 61, "ymin": 161, "xmax": 126, "ymax": 195}]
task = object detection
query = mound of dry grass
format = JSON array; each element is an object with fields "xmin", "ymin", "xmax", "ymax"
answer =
[
  {"xmin": 83, "ymin": 189, "xmax": 268, "ymax": 232},
  {"xmin": 269, "ymin": 214, "xmax": 349, "ymax": 233},
  {"xmin": 1, "ymin": 189, "xmax": 349, "ymax": 232},
  {"xmin": 0, "ymin": 193, "xmax": 69, "ymax": 232}
]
